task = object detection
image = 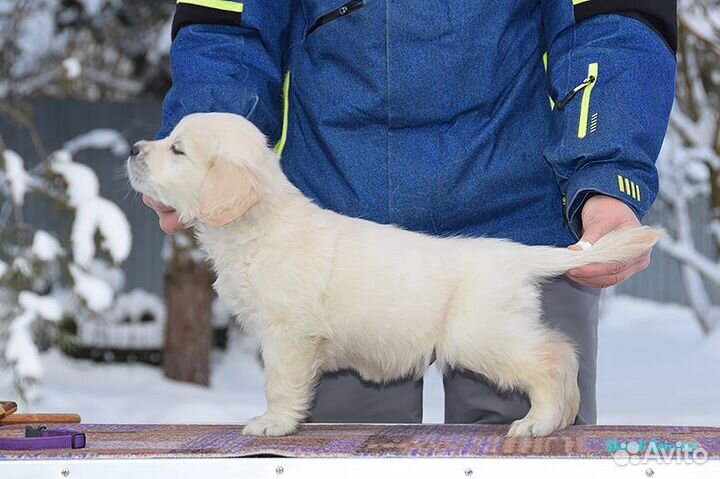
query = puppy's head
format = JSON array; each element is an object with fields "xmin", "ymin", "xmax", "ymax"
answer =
[{"xmin": 127, "ymin": 113, "xmax": 270, "ymax": 228}]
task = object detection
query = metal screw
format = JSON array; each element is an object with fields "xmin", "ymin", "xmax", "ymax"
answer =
[
  {"xmin": 61, "ymin": 468, "xmax": 70, "ymax": 477},
  {"xmin": 275, "ymin": 466, "xmax": 284, "ymax": 475},
  {"xmin": 645, "ymin": 468, "xmax": 655, "ymax": 478},
  {"xmin": 464, "ymin": 468, "xmax": 473, "ymax": 477}
]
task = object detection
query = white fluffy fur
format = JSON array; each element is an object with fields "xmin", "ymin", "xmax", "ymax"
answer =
[{"xmin": 127, "ymin": 113, "xmax": 664, "ymax": 438}]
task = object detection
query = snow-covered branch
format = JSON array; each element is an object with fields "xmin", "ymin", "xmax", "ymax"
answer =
[
  {"xmin": 0, "ymin": 1, "xmax": 174, "ymax": 101},
  {"xmin": 1, "ymin": 127, "xmax": 133, "ymax": 401},
  {"xmin": 655, "ymin": 0, "xmax": 720, "ymax": 334},
  {"xmin": 659, "ymin": 239, "xmax": 720, "ymax": 285}
]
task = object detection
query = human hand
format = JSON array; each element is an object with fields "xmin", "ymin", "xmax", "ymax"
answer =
[
  {"xmin": 142, "ymin": 194, "xmax": 184, "ymax": 234},
  {"xmin": 566, "ymin": 195, "xmax": 651, "ymax": 288}
]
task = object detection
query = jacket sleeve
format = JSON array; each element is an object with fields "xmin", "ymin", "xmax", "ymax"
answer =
[
  {"xmin": 157, "ymin": 0, "xmax": 290, "ymax": 141},
  {"xmin": 541, "ymin": 1, "xmax": 677, "ymax": 239}
]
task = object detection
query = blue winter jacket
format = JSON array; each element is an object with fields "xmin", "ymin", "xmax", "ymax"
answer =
[{"xmin": 159, "ymin": 0, "xmax": 676, "ymax": 246}]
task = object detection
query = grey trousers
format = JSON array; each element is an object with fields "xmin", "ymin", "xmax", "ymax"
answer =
[{"xmin": 308, "ymin": 276, "xmax": 601, "ymax": 425}]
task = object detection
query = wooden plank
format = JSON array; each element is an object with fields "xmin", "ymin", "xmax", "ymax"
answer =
[
  {"xmin": 0, "ymin": 414, "xmax": 81, "ymax": 425},
  {"xmin": 0, "ymin": 401, "xmax": 18, "ymax": 419}
]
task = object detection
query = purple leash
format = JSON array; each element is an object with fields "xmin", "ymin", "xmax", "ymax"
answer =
[{"xmin": 0, "ymin": 425, "xmax": 86, "ymax": 450}]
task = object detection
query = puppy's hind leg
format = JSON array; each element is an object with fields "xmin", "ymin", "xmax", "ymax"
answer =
[
  {"xmin": 505, "ymin": 330, "xmax": 580, "ymax": 438},
  {"xmin": 243, "ymin": 337, "xmax": 321, "ymax": 437},
  {"xmin": 438, "ymin": 286, "xmax": 580, "ymax": 438}
]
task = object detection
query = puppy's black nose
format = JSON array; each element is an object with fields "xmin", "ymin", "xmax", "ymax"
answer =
[{"xmin": 130, "ymin": 144, "xmax": 140, "ymax": 157}]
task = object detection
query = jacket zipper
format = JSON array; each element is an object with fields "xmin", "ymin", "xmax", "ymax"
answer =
[
  {"xmin": 307, "ymin": 0, "xmax": 364, "ymax": 36},
  {"xmin": 555, "ymin": 69, "xmax": 596, "ymax": 112}
]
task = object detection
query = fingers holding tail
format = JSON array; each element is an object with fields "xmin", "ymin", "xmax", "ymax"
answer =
[{"xmin": 525, "ymin": 226, "xmax": 665, "ymax": 278}]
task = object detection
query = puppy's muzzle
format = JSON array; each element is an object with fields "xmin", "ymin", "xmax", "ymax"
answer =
[
  {"xmin": 128, "ymin": 141, "xmax": 147, "ymax": 161},
  {"xmin": 127, "ymin": 141, "xmax": 149, "ymax": 188},
  {"xmin": 129, "ymin": 143, "xmax": 141, "ymax": 157}
]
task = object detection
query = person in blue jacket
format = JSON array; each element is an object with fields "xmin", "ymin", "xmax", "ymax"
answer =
[{"xmin": 144, "ymin": 0, "xmax": 676, "ymax": 426}]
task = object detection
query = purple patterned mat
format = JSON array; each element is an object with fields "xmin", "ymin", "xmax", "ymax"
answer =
[{"xmin": 1, "ymin": 423, "xmax": 719, "ymax": 460}]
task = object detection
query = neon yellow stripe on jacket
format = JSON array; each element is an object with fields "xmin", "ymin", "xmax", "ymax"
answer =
[
  {"xmin": 543, "ymin": 52, "xmax": 555, "ymax": 110},
  {"xmin": 578, "ymin": 62, "xmax": 598, "ymax": 139},
  {"xmin": 275, "ymin": 71, "xmax": 291, "ymax": 157},
  {"xmin": 176, "ymin": 0, "xmax": 244, "ymax": 13}
]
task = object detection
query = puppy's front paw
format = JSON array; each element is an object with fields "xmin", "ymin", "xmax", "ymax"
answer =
[
  {"xmin": 243, "ymin": 414, "xmax": 299, "ymax": 436},
  {"xmin": 506, "ymin": 414, "xmax": 562, "ymax": 438}
]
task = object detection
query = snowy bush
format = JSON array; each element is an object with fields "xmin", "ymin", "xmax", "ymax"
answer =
[
  {"xmin": 0, "ymin": 129, "xmax": 131, "ymax": 401},
  {"xmin": 655, "ymin": 0, "xmax": 720, "ymax": 333},
  {"xmin": 75, "ymin": 288, "xmax": 166, "ymax": 351},
  {"xmin": 0, "ymin": 0, "xmax": 173, "ymax": 101}
]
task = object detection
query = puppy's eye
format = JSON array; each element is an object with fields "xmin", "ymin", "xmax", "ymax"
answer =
[{"xmin": 171, "ymin": 144, "xmax": 185, "ymax": 156}]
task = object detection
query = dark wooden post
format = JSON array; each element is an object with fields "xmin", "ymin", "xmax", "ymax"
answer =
[{"xmin": 162, "ymin": 231, "xmax": 214, "ymax": 386}]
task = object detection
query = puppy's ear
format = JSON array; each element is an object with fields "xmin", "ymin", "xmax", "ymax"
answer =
[{"xmin": 198, "ymin": 156, "xmax": 261, "ymax": 228}]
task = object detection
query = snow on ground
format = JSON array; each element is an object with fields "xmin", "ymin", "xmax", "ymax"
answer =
[
  {"xmin": 5, "ymin": 334, "xmax": 268, "ymax": 424},
  {"xmin": 596, "ymin": 295, "xmax": 720, "ymax": 426},
  {"xmin": 2, "ymin": 295, "xmax": 718, "ymax": 426}
]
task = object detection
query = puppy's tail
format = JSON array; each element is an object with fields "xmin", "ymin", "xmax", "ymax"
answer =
[{"xmin": 523, "ymin": 226, "xmax": 665, "ymax": 278}]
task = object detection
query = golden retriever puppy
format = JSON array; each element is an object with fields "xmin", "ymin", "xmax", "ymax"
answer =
[{"xmin": 127, "ymin": 112, "xmax": 663, "ymax": 438}]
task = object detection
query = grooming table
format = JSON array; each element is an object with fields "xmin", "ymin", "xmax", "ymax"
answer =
[{"xmin": 1, "ymin": 424, "xmax": 718, "ymax": 478}]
